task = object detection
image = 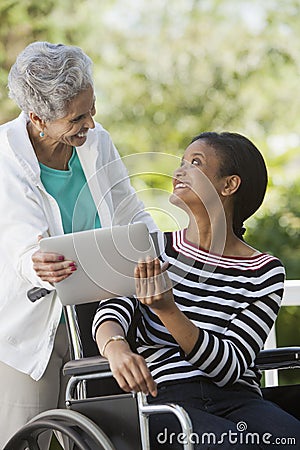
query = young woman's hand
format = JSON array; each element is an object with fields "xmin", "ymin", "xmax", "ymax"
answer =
[
  {"xmin": 134, "ymin": 256, "xmax": 175, "ymax": 312},
  {"xmin": 31, "ymin": 235, "xmax": 77, "ymax": 284},
  {"xmin": 106, "ymin": 342, "xmax": 157, "ymax": 397}
]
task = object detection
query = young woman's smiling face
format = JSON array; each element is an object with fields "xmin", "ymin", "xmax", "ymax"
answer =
[
  {"xmin": 42, "ymin": 84, "xmax": 96, "ymax": 147},
  {"xmin": 170, "ymin": 140, "xmax": 228, "ymax": 213}
]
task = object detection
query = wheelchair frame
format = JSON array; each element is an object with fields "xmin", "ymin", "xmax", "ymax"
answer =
[
  {"xmin": 4, "ymin": 303, "xmax": 300, "ymax": 450},
  {"xmin": 64, "ymin": 304, "xmax": 195, "ymax": 450}
]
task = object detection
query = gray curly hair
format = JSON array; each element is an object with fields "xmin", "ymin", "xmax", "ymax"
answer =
[{"xmin": 8, "ymin": 41, "xmax": 94, "ymax": 121}]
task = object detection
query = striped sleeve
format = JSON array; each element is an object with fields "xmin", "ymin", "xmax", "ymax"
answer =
[
  {"xmin": 92, "ymin": 296, "xmax": 138, "ymax": 340},
  {"xmin": 182, "ymin": 265, "xmax": 285, "ymax": 386}
]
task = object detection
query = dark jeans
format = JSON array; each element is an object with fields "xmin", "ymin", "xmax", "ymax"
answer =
[{"xmin": 148, "ymin": 380, "xmax": 300, "ymax": 449}]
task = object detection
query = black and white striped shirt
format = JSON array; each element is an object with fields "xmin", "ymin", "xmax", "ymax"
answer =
[{"xmin": 93, "ymin": 230, "xmax": 285, "ymax": 391}]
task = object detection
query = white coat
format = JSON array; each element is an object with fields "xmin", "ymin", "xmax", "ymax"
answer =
[{"xmin": 0, "ymin": 112, "xmax": 157, "ymax": 380}]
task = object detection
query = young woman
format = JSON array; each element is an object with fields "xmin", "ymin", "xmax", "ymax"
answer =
[{"xmin": 93, "ymin": 132, "xmax": 299, "ymax": 449}]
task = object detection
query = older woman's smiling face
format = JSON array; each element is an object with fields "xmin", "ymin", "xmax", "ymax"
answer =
[{"xmin": 42, "ymin": 85, "xmax": 96, "ymax": 147}]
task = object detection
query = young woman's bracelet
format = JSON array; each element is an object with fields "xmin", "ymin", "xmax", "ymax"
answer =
[{"xmin": 101, "ymin": 335, "xmax": 127, "ymax": 357}]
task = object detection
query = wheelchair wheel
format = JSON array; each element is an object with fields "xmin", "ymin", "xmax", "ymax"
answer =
[{"xmin": 3, "ymin": 408, "xmax": 116, "ymax": 450}]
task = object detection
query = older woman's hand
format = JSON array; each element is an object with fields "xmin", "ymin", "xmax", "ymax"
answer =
[
  {"xmin": 32, "ymin": 236, "xmax": 76, "ymax": 284},
  {"xmin": 134, "ymin": 256, "xmax": 174, "ymax": 312}
]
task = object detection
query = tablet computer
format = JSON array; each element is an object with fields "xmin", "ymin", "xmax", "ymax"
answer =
[{"xmin": 39, "ymin": 222, "xmax": 156, "ymax": 305}]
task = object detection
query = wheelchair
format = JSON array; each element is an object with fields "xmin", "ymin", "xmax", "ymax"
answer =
[{"xmin": 4, "ymin": 301, "xmax": 300, "ymax": 450}]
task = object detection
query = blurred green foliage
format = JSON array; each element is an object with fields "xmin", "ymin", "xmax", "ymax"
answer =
[{"xmin": 0, "ymin": 0, "xmax": 299, "ymax": 385}]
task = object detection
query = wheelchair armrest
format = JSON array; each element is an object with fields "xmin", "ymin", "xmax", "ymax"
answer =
[
  {"xmin": 64, "ymin": 346, "xmax": 300, "ymax": 377},
  {"xmin": 255, "ymin": 346, "xmax": 300, "ymax": 370},
  {"xmin": 63, "ymin": 356, "xmax": 110, "ymax": 377}
]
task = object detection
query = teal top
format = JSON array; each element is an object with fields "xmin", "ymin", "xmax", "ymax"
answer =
[
  {"xmin": 39, "ymin": 148, "xmax": 101, "ymax": 233},
  {"xmin": 39, "ymin": 148, "xmax": 101, "ymax": 323}
]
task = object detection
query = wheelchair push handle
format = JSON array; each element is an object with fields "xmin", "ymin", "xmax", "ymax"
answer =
[{"xmin": 27, "ymin": 287, "xmax": 52, "ymax": 302}]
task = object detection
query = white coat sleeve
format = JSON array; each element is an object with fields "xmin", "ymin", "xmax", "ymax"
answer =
[{"xmin": 0, "ymin": 153, "xmax": 54, "ymax": 290}]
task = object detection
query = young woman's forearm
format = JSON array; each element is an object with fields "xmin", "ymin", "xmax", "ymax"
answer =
[
  {"xmin": 134, "ymin": 258, "xmax": 200, "ymax": 356},
  {"xmin": 156, "ymin": 304, "xmax": 199, "ymax": 355},
  {"xmin": 95, "ymin": 321, "xmax": 130, "ymax": 358},
  {"xmin": 95, "ymin": 320, "xmax": 157, "ymax": 396}
]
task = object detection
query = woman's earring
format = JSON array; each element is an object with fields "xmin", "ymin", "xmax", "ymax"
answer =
[{"xmin": 39, "ymin": 131, "xmax": 45, "ymax": 138}]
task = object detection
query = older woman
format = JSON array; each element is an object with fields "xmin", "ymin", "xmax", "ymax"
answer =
[
  {"xmin": 94, "ymin": 132, "xmax": 300, "ymax": 449},
  {"xmin": 0, "ymin": 41, "xmax": 156, "ymax": 447}
]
